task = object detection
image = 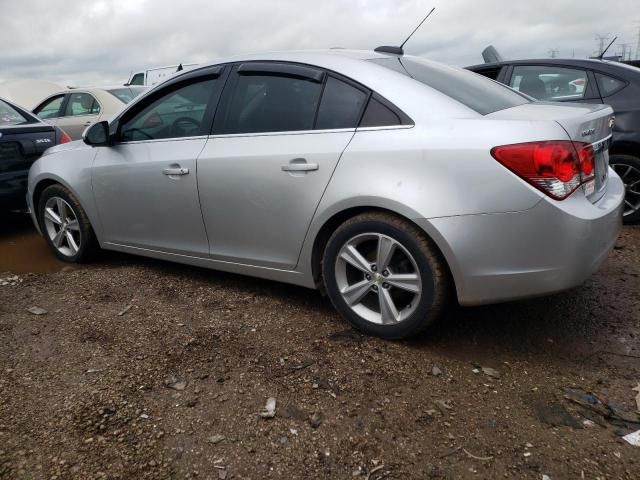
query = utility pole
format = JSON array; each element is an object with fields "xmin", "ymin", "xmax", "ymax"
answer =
[
  {"xmin": 549, "ymin": 48, "xmax": 559, "ymax": 58},
  {"xmin": 595, "ymin": 34, "xmax": 609, "ymax": 56},
  {"xmin": 635, "ymin": 23, "xmax": 640, "ymax": 60},
  {"xmin": 619, "ymin": 43, "xmax": 631, "ymax": 61}
]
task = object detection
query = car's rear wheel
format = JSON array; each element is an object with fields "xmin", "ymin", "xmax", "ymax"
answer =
[
  {"xmin": 38, "ymin": 184, "xmax": 97, "ymax": 262},
  {"xmin": 610, "ymin": 154, "xmax": 640, "ymax": 224},
  {"xmin": 322, "ymin": 212, "xmax": 450, "ymax": 339}
]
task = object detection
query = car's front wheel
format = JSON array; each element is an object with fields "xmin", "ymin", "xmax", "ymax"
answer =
[
  {"xmin": 38, "ymin": 184, "xmax": 97, "ymax": 262},
  {"xmin": 322, "ymin": 212, "xmax": 450, "ymax": 339},
  {"xmin": 610, "ymin": 154, "xmax": 640, "ymax": 224}
]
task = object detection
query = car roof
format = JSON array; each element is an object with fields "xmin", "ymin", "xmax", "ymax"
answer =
[
  {"xmin": 118, "ymin": 49, "xmax": 483, "ymax": 125},
  {"xmin": 467, "ymin": 57, "xmax": 640, "ymax": 77}
]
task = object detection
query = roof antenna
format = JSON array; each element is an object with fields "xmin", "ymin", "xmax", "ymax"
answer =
[
  {"xmin": 598, "ymin": 36, "xmax": 617, "ymax": 60},
  {"xmin": 375, "ymin": 7, "xmax": 436, "ymax": 56}
]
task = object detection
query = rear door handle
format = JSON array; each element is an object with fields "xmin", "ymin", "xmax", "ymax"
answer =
[
  {"xmin": 281, "ymin": 162, "xmax": 319, "ymax": 172},
  {"xmin": 163, "ymin": 167, "xmax": 189, "ymax": 176}
]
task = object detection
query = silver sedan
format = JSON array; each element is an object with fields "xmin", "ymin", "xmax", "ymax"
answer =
[{"xmin": 27, "ymin": 50, "xmax": 624, "ymax": 338}]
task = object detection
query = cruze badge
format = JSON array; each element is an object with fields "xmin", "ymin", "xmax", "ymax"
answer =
[
  {"xmin": 581, "ymin": 128, "xmax": 596, "ymax": 138},
  {"xmin": 35, "ymin": 138, "xmax": 52, "ymax": 144}
]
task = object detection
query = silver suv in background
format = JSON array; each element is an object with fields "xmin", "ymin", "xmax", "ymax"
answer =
[{"xmin": 27, "ymin": 50, "xmax": 624, "ymax": 338}]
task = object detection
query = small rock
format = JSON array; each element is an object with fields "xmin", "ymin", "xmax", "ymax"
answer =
[
  {"xmin": 207, "ymin": 434, "xmax": 226, "ymax": 445},
  {"xmin": 260, "ymin": 397, "xmax": 277, "ymax": 419},
  {"xmin": 542, "ymin": 476, "xmax": 551, "ymax": 480},
  {"xmin": 27, "ymin": 306, "xmax": 47, "ymax": 316},
  {"xmin": 164, "ymin": 375, "xmax": 187, "ymax": 391},
  {"xmin": 309, "ymin": 412, "xmax": 323, "ymax": 429},
  {"xmin": 431, "ymin": 366, "xmax": 443, "ymax": 377},
  {"xmin": 582, "ymin": 419, "xmax": 596, "ymax": 428},
  {"xmin": 185, "ymin": 399, "xmax": 198, "ymax": 408},
  {"xmin": 218, "ymin": 470, "xmax": 228, "ymax": 480},
  {"xmin": 481, "ymin": 367, "xmax": 500, "ymax": 379}
]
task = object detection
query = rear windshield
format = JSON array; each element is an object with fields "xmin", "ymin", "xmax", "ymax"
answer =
[
  {"xmin": 107, "ymin": 87, "xmax": 147, "ymax": 104},
  {"xmin": 371, "ymin": 56, "xmax": 530, "ymax": 115},
  {"xmin": 0, "ymin": 99, "xmax": 29, "ymax": 126}
]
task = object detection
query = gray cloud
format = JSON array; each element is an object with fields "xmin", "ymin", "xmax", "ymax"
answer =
[{"xmin": 1, "ymin": 0, "xmax": 638, "ymax": 86}]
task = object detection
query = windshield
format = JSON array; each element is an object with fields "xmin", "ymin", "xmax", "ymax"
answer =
[
  {"xmin": 371, "ymin": 56, "xmax": 530, "ymax": 115},
  {"xmin": 107, "ymin": 87, "xmax": 148, "ymax": 104},
  {"xmin": 0, "ymin": 99, "xmax": 30, "ymax": 126}
]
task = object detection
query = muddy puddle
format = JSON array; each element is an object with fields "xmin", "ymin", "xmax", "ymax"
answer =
[{"xmin": 0, "ymin": 212, "xmax": 68, "ymax": 274}]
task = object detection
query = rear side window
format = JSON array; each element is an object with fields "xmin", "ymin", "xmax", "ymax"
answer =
[
  {"xmin": 372, "ymin": 57, "xmax": 529, "ymax": 115},
  {"xmin": 34, "ymin": 95, "xmax": 65, "ymax": 119},
  {"xmin": 360, "ymin": 97, "xmax": 402, "ymax": 127},
  {"xmin": 64, "ymin": 93, "xmax": 100, "ymax": 116},
  {"xmin": 315, "ymin": 76, "xmax": 367, "ymax": 129},
  {"xmin": 221, "ymin": 73, "xmax": 322, "ymax": 134},
  {"xmin": 120, "ymin": 78, "xmax": 216, "ymax": 141},
  {"xmin": 509, "ymin": 66, "xmax": 590, "ymax": 101},
  {"xmin": 595, "ymin": 73, "xmax": 626, "ymax": 97},
  {"xmin": 0, "ymin": 99, "xmax": 29, "ymax": 126}
]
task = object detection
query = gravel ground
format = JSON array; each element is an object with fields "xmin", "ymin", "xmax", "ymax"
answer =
[{"xmin": 1, "ymin": 214, "xmax": 639, "ymax": 479}]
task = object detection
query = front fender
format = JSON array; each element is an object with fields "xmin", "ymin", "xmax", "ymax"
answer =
[{"xmin": 28, "ymin": 146, "xmax": 102, "ymax": 240}]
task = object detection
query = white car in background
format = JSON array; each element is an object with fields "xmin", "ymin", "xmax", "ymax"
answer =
[{"xmin": 32, "ymin": 86, "xmax": 147, "ymax": 139}]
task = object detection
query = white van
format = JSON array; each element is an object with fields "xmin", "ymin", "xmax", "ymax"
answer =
[{"xmin": 126, "ymin": 64, "xmax": 198, "ymax": 86}]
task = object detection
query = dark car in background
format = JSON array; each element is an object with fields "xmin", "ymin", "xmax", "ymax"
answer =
[
  {"xmin": 1, "ymin": 97, "xmax": 71, "ymax": 210},
  {"xmin": 467, "ymin": 57, "xmax": 640, "ymax": 223}
]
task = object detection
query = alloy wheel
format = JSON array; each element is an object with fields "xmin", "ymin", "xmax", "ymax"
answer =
[
  {"xmin": 612, "ymin": 162, "xmax": 640, "ymax": 217},
  {"xmin": 43, "ymin": 196, "xmax": 82, "ymax": 257},
  {"xmin": 334, "ymin": 233, "xmax": 422, "ymax": 325}
]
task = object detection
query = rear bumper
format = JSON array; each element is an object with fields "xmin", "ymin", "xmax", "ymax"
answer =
[{"xmin": 419, "ymin": 169, "xmax": 624, "ymax": 306}]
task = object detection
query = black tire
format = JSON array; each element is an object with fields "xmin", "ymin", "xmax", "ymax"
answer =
[
  {"xmin": 322, "ymin": 212, "xmax": 450, "ymax": 339},
  {"xmin": 37, "ymin": 184, "xmax": 98, "ymax": 262},
  {"xmin": 610, "ymin": 154, "xmax": 640, "ymax": 224}
]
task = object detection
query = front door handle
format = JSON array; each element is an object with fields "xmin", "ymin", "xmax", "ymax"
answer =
[
  {"xmin": 281, "ymin": 161, "xmax": 319, "ymax": 172},
  {"xmin": 163, "ymin": 167, "xmax": 189, "ymax": 176}
]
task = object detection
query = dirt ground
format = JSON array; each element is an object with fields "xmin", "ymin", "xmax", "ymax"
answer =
[{"xmin": 1, "ymin": 211, "xmax": 640, "ymax": 479}]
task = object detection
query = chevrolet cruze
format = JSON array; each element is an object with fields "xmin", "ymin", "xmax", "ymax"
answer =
[{"xmin": 27, "ymin": 50, "xmax": 624, "ymax": 338}]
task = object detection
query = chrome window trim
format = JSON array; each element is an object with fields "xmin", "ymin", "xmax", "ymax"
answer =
[{"xmin": 210, "ymin": 127, "xmax": 356, "ymax": 139}]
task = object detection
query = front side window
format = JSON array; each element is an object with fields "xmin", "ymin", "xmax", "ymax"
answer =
[
  {"xmin": 595, "ymin": 73, "xmax": 626, "ymax": 97},
  {"xmin": 220, "ymin": 73, "xmax": 322, "ymax": 134},
  {"xmin": 0, "ymin": 99, "xmax": 29, "ymax": 126},
  {"xmin": 64, "ymin": 93, "xmax": 100, "ymax": 116},
  {"xmin": 510, "ymin": 66, "xmax": 589, "ymax": 101},
  {"xmin": 315, "ymin": 76, "xmax": 367, "ymax": 129},
  {"xmin": 120, "ymin": 78, "xmax": 216, "ymax": 142},
  {"xmin": 34, "ymin": 95, "xmax": 65, "ymax": 119},
  {"xmin": 130, "ymin": 73, "xmax": 145, "ymax": 86}
]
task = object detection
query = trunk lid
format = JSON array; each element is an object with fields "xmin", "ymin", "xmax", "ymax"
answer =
[{"xmin": 487, "ymin": 102, "xmax": 615, "ymax": 203}]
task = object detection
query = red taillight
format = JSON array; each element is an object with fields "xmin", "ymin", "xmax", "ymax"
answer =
[
  {"xmin": 58, "ymin": 130, "xmax": 72, "ymax": 144},
  {"xmin": 491, "ymin": 141, "xmax": 594, "ymax": 200}
]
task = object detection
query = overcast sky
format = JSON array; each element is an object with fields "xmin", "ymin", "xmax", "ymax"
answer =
[{"xmin": 2, "ymin": 0, "xmax": 639, "ymax": 86}]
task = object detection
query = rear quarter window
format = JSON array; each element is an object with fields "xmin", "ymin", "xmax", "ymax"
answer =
[{"xmin": 371, "ymin": 57, "xmax": 529, "ymax": 115}]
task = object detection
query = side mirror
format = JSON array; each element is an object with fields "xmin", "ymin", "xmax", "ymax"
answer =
[{"xmin": 83, "ymin": 121, "xmax": 111, "ymax": 146}]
